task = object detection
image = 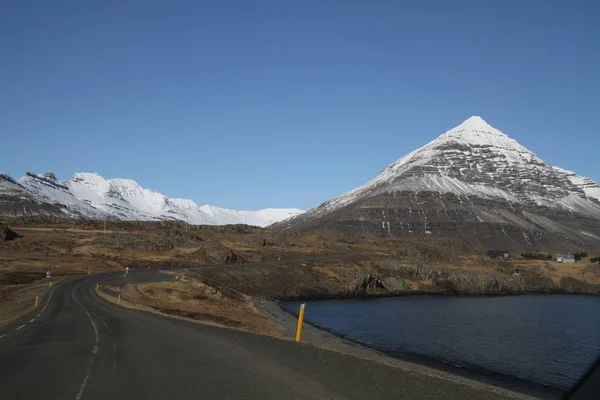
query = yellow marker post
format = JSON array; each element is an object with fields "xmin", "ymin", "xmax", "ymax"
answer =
[
  {"xmin": 96, "ymin": 282, "xmax": 99, "ymax": 290},
  {"xmin": 295, "ymin": 303, "xmax": 306, "ymax": 342},
  {"xmin": 34, "ymin": 296, "xmax": 39, "ymax": 308},
  {"xmin": 87, "ymin": 269, "xmax": 90, "ymax": 275},
  {"xmin": 117, "ymin": 294, "xmax": 121, "ymax": 304},
  {"xmin": 49, "ymin": 281, "xmax": 52, "ymax": 288}
]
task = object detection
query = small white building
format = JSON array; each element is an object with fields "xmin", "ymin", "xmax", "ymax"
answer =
[{"xmin": 556, "ymin": 255, "xmax": 575, "ymax": 263}]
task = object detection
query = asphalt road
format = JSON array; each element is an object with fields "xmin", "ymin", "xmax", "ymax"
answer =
[{"xmin": 0, "ymin": 271, "xmax": 522, "ymax": 400}]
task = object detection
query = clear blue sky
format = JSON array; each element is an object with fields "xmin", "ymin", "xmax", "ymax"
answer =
[{"xmin": 2, "ymin": 0, "xmax": 599, "ymax": 210}]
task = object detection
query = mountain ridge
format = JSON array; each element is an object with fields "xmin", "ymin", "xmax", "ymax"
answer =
[{"xmin": 0, "ymin": 171, "xmax": 304, "ymax": 227}]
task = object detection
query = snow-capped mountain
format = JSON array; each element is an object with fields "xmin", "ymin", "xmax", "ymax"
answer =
[
  {"xmin": 19, "ymin": 172, "xmax": 110, "ymax": 219},
  {"xmin": 274, "ymin": 116, "xmax": 600, "ymax": 251},
  {"xmin": 198, "ymin": 205, "xmax": 307, "ymax": 227},
  {"xmin": 0, "ymin": 171, "xmax": 304, "ymax": 227}
]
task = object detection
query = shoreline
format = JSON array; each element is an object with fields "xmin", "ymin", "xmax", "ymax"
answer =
[
  {"xmin": 254, "ymin": 298, "xmax": 564, "ymax": 400},
  {"xmin": 272, "ymin": 289, "xmax": 600, "ymax": 302}
]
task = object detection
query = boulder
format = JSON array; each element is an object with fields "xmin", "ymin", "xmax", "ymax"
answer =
[{"xmin": 0, "ymin": 224, "xmax": 18, "ymax": 241}]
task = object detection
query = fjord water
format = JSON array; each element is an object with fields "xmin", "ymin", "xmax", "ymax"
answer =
[{"xmin": 282, "ymin": 295, "xmax": 600, "ymax": 391}]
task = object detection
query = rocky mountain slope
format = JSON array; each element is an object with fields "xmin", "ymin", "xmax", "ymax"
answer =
[
  {"xmin": 273, "ymin": 117, "xmax": 600, "ymax": 251},
  {"xmin": 0, "ymin": 172, "xmax": 303, "ymax": 227}
]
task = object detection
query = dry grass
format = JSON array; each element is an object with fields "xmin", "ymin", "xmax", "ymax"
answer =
[
  {"xmin": 99, "ymin": 278, "xmax": 282, "ymax": 337},
  {"xmin": 0, "ymin": 281, "xmax": 52, "ymax": 327},
  {"xmin": 439, "ymin": 256, "xmax": 600, "ymax": 284},
  {"xmin": 14, "ymin": 227, "xmax": 119, "ymax": 234}
]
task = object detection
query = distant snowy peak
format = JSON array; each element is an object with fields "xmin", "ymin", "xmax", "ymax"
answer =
[
  {"xmin": 0, "ymin": 171, "xmax": 304, "ymax": 226},
  {"xmin": 437, "ymin": 116, "xmax": 542, "ymax": 161},
  {"xmin": 69, "ymin": 172, "xmax": 177, "ymax": 220},
  {"xmin": 199, "ymin": 205, "xmax": 304, "ymax": 227},
  {"xmin": 17, "ymin": 172, "xmax": 107, "ymax": 218},
  {"xmin": 70, "ymin": 173, "xmax": 304, "ymax": 225},
  {"xmin": 444, "ymin": 116, "xmax": 511, "ymax": 140},
  {"xmin": 384, "ymin": 116, "xmax": 542, "ymax": 174},
  {"xmin": 169, "ymin": 198, "xmax": 200, "ymax": 210},
  {"xmin": 72, "ymin": 172, "xmax": 161, "ymax": 203}
]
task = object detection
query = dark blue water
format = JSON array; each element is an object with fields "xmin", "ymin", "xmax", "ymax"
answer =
[{"xmin": 282, "ymin": 295, "xmax": 600, "ymax": 391}]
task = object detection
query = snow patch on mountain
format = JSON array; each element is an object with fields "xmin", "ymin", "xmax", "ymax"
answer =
[{"xmin": 552, "ymin": 167, "xmax": 600, "ymax": 202}]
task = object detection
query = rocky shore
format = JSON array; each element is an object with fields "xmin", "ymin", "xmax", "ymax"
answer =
[{"xmin": 188, "ymin": 254, "xmax": 600, "ymax": 302}]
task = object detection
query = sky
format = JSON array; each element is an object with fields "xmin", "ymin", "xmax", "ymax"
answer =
[{"xmin": 1, "ymin": 0, "xmax": 599, "ymax": 211}]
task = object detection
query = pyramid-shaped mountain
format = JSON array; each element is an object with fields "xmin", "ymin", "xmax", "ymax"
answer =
[{"xmin": 274, "ymin": 117, "xmax": 600, "ymax": 251}]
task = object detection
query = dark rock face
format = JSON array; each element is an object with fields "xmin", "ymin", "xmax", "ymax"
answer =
[
  {"xmin": 192, "ymin": 255, "xmax": 600, "ymax": 301},
  {"xmin": 24, "ymin": 172, "xmax": 70, "ymax": 193},
  {"xmin": 375, "ymin": 261, "xmax": 588, "ymax": 295},
  {"xmin": 0, "ymin": 193, "xmax": 68, "ymax": 219},
  {"xmin": 0, "ymin": 224, "xmax": 18, "ymax": 241},
  {"xmin": 43, "ymin": 171, "xmax": 58, "ymax": 181},
  {"xmin": 194, "ymin": 240, "xmax": 244, "ymax": 265},
  {"xmin": 281, "ymin": 190, "xmax": 600, "ymax": 251},
  {"xmin": 93, "ymin": 234, "xmax": 177, "ymax": 252},
  {"xmin": 0, "ymin": 173, "xmax": 18, "ymax": 185},
  {"xmin": 0, "ymin": 173, "xmax": 72, "ymax": 219},
  {"xmin": 90, "ymin": 232, "xmax": 243, "ymax": 265},
  {"xmin": 560, "ymin": 277, "xmax": 600, "ymax": 295},
  {"xmin": 358, "ymin": 273, "xmax": 386, "ymax": 295}
]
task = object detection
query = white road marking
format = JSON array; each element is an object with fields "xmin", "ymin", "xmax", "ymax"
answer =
[
  {"xmin": 35, "ymin": 285, "xmax": 56, "ymax": 320},
  {"xmin": 101, "ymin": 320, "xmax": 112, "ymax": 335},
  {"xmin": 10, "ymin": 285, "xmax": 59, "ymax": 337},
  {"xmin": 91, "ymin": 310, "xmax": 112, "ymax": 334},
  {"xmin": 0, "ymin": 334, "xmax": 6, "ymax": 340},
  {"xmin": 72, "ymin": 285, "xmax": 100, "ymax": 400}
]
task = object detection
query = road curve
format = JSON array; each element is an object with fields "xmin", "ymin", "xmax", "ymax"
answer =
[{"xmin": 0, "ymin": 271, "xmax": 518, "ymax": 400}]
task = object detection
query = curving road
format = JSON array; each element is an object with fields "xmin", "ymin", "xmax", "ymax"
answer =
[{"xmin": 0, "ymin": 271, "xmax": 523, "ymax": 400}]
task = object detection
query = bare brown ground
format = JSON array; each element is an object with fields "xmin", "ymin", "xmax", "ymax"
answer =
[{"xmin": 2, "ymin": 221, "xmax": 599, "ymax": 329}]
